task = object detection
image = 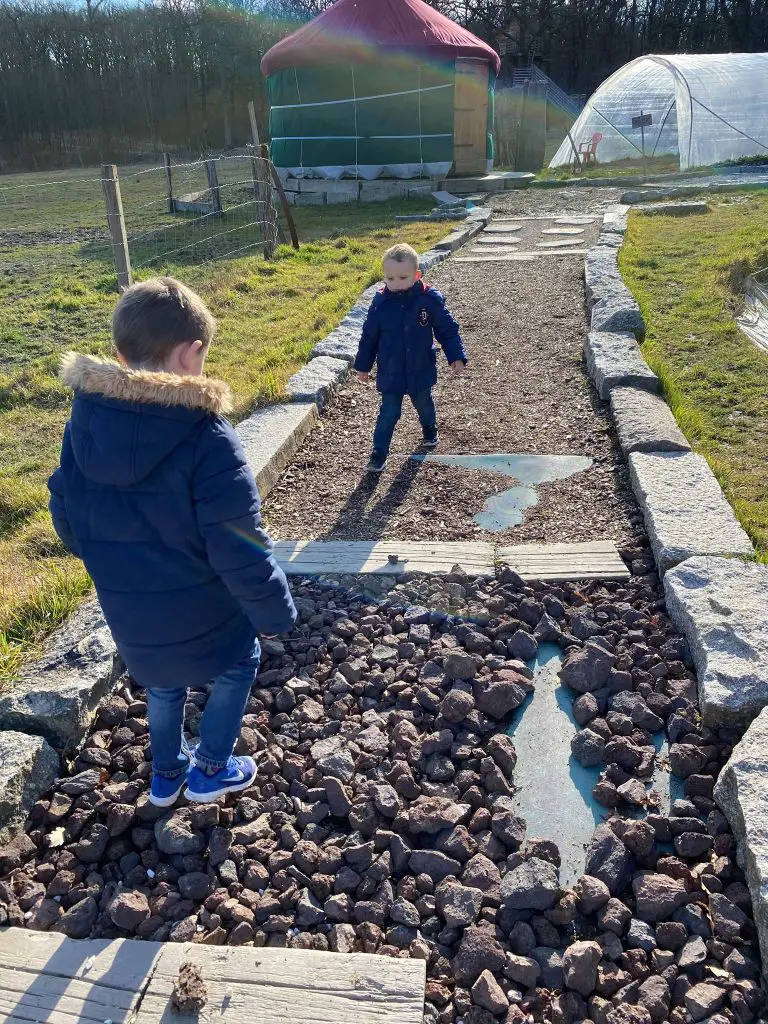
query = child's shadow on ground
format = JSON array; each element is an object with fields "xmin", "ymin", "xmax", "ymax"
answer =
[{"xmin": 324, "ymin": 453, "xmax": 424, "ymax": 541}]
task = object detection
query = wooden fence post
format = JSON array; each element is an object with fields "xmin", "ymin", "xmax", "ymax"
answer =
[
  {"xmin": 248, "ymin": 100, "xmax": 261, "ymax": 148},
  {"xmin": 248, "ymin": 143, "xmax": 274, "ymax": 259},
  {"xmin": 101, "ymin": 163, "xmax": 133, "ymax": 292},
  {"xmin": 205, "ymin": 159, "xmax": 223, "ymax": 216},
  {"xmin": 265, "ymin": 149, "xmax": 300, "ymax": 251},
  {"xmin": 163, "ymin": 153, "xmax": 174, "ymax": 213}
]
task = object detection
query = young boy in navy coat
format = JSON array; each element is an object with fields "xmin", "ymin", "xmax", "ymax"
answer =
[
  {"xmin": 48, "ymin": 277, "xmax": 296, "ymax": 807},
  {"xmin": 354, "ymin": 243, "xmax": 467, "ymax": 473}
]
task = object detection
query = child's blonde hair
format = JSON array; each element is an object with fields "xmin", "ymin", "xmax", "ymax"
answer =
[
  {"xmin": 383, "ymin": 243, "xmax": 419, "ymax": 269},
  {"xmin": 112, "ymin": 276, "xmax": 216, "ymax": 368}
]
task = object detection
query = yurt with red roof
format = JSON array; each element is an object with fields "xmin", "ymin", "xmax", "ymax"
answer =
[{"xmin": 261, "ymin": 0, "xmax": 500, "ymax": 180}]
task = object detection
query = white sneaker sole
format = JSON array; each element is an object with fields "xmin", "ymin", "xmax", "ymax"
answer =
[
  {"xmin": 148, "ymin": 781, "xmax": 187, "ymax": 808},
  {"xmin": 184, "ymin": 766, "xmax": 257, "ymax": 803}
]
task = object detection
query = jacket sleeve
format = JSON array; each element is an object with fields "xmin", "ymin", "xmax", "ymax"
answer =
[
  {"xmin": 192, "ymin": 419, "xmax": 297, "ymax": 636},
  {"xmin": 430, "ymin": 290, "xmax": 467, "ymax": 366},
  {"xmin": 47, "ymin": 427, "xmax": 80, "ymax": 558},
  {"xmin": 353, "ymin": 300, "xmax": 382, "ymax": 374}
]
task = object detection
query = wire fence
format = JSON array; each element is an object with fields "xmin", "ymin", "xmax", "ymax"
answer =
[{"xmin": 0, "ymin": 151, "xmax": 283, "ymax": 310}]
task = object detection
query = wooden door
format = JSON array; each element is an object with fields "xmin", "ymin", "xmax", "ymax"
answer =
[{"xmin": 453, "ymin": 59, "xmax": 490, "ymax": 176}]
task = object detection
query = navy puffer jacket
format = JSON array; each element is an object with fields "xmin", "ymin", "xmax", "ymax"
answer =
[
  {"xmin": 48, "ymin": 352, "xmax": 296, "ymax": 689},
  {"xmin": 353, "ymin": 280, "xmax": 467, "ymax": 394}
]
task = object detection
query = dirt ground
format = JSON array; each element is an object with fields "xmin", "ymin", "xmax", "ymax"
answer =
[{"xmin": 263, "ymin": 186, "xmax": 644, "ymax": 551}]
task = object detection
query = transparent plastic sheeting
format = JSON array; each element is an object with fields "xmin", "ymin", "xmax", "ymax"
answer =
[{"xmin": 550, "ymin": 53, "xmax": 768, "ymax": 170}]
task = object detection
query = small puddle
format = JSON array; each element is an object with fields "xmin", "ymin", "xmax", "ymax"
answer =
[
  {"xmin": 411, "ymin": 453, "xmax": 592, "ymax": 531},
  {"xmin": 510, "ymin": 644, "xmax": 684, "ymax": 887}
]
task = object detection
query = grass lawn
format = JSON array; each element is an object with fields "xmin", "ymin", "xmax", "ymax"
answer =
[
  {"xmin": 538, "ymin": 155, "xmax": 690, "ymax": 180},
  {"xmin": 621, "ymin": 193, "xmax": 768, "ymax": 559},
  {"xmin": 0, "ymin": 163, "xmax": 458, "ymax": 682}
]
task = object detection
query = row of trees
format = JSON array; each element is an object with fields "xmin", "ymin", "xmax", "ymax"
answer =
[{"xmin": 1, "ymin": 0, "xmax": 767, "ymax": 171}]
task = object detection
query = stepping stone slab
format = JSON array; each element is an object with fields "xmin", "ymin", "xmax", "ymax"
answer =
[
  {"xmin": 665, "ymin": 556, "xmax": 768, "ymax": 726},
  {"xmin": 629, "ymin": 452, "xmax": 754, "ymax": 575},
  {"xmin": 609, "ymin": 386, "xmax": 691, "ymax": 455},
  {"xmin": 484, "ymin": 224, "xmax": 523, "ymax": 233},
  {"xmin": 476, "ymin": 235, "xmax": 521, "ymax": 244},
  {"xmin": 714, "ymin": 705, "xmax": 768, "ymax": 966},
  {"xmin": 537, "ymin": 238, "xmax": 584, "ymax": 248},
  {"xmin": 285, "ymin": 355, "xmax": 349, "ymax": 410},
  {"xmin": 542, "ymin": 227, "xmax": 585, "ymax": 235},
  {"xmin": 0, "ymin": 600, "xmax": 120, "ymax": 752},
  {"xmin": 455, "ymin": 255, "xmax": 536, "ymax": 263},
  {"xmin": 0, "ymin": 731, "xmax": 59, "ymax": 845},
  {"xmin": 236, "ymin": 402, "xmax": 319, "ymax": 499},
  {"xmin": 556, "ymin": 217, "xmax": 596, "ymax": 225},
  {"xmin": 584, "ymin": 330, "xmax": 659, "ymax": 399}
]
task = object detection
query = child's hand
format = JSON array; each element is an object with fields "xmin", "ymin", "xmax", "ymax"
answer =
[
  {"xmin": 356, "ymin": 370, "xmax": 370, "ymax": 384},
  {"xmin": 451, "ymin": 361, "xmax": 466, "ymax": 376}
]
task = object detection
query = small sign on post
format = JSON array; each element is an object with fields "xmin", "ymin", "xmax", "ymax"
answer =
[{"xmin": 632, "ymin": 111, "xmax": 653, "ymax": 178}]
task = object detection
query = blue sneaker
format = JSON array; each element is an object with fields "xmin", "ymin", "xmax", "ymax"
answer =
[
  {"xmin": 149, "ymin": 765, "xmax": 190, "ymax": 808},
  {"xmin": 184, "ymin": 756, "xmax": 257, "ymax": 803}
]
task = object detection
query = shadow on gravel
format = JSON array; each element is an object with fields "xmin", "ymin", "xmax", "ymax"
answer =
[{"xmin": 322, "ymin": 452, "xmax": 426, "ymax": 541}]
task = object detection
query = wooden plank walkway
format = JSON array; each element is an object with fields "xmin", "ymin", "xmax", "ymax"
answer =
[
  {"xmin": 0, "ymin": 929, "xmax": 426, "ymax": 1024},
  {"xmin": 273, "ymin": 540, "xmax": 629, "ymax": 581},
  {"xmin": 497, "ymin": 540, "xmax": 629, "ymax": 581},
  {"xmin": 273, "ymin": 540, "xmax": 496, "ymax": 576}
]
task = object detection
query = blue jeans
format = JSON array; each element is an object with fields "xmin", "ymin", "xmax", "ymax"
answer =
[
  {"xmin": 145, "ymin": 641, "xmax": 260, "ymax": 778},
  {"xmin": 372, "ymin": 390, "xmax": 437, "ymax": 456}
]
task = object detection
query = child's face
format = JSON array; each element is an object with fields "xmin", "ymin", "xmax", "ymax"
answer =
[{"xmin": 383, "ymin": 258, "xmax": 419, "ymax": 292}]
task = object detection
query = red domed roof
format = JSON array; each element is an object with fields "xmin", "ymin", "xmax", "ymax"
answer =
[{"xmin": 261, "ymin": 0, "xmax": 501, "ymax": 77}]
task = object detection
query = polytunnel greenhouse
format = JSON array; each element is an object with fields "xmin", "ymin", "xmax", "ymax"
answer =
[{"xmin": 550, "ymin": 53, "xmax": 768, "ymax": 171}]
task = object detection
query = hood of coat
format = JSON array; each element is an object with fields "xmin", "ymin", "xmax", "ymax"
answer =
[{"xmin": 59, "ymin": 351, "xmax": 233, "ymax": 487}]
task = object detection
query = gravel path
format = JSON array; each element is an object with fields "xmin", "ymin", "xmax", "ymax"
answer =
[{"xmin": 263, "ymin": 187, "xmax": 641, "ymax": 551}]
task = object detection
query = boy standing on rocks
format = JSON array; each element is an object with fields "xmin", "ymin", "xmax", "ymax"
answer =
[
  {"xmin": 354, "ymin": 242, "xmax": 467, "ymax": 474},
  {"xmin": 48, "ymin": 277, "xmax": 296, "ymax": 807}
]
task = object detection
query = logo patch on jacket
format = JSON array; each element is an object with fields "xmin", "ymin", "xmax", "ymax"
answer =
[{"xmin": 419, "ymin": 308, "xmax": 430, "ymax": 327}]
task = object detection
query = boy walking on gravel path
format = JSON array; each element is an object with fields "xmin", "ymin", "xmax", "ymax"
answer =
[
  {"xmin": 48, "ymin": 277, "xmax": 296, "ymax": 808},
  {"xmin": 354, "ymin": 242, "xmax": 467, "ymax": 473}
]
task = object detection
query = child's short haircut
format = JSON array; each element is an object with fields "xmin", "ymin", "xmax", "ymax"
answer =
[
  {"xmin": 112, "ymin": 276, "xmax": 217, "ymax": 368},
  {"xmin": 383, "ymin": 243, "xmax": 419, "ymax": 268}
]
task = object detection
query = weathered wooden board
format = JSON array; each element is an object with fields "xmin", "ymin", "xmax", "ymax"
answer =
[
  {"xmin": 136, "ymin": 945, "xmax": 426, "ymax": 1024},
  {"xmin": 0, "ymin": 931, "xmax": 427, "ymax": 1024},
  {"xmin": 497, "ymin": 540, "xmax": 630, "ymax": 580},
  {"xmin": 0, "ymin": 930, "xmax": 163, "ymax": 1024},
  {"xmin": 274, "ymin": 540, "xmax": 496, "ymax": 576}
]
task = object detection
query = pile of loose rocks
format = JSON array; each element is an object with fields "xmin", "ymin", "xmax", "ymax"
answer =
[{"xmin": 0, "ymin": 554, "xmax": 764, "ymax": 1024}]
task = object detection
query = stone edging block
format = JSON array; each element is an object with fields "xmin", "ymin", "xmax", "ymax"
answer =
[
  {"xmin": 665, "ymin": 556, "xmax": 768, "ymax": 726},
  {"xmin": 635, "ymin": 200, "xmax": 710, "ymax": 216},
  {"xmin": 584, "ymin": 331, "xmax": 658, "ymax": 399},
  {"xmin": 609, "ymin": 386, "xmax": 691, "ymax": 455},
  {"xmin": 0, "ymin": 600, "xmax": 122, "ymax": 752},
  {"xmin": 714, "ymin": 706, "xmax": 768, "ymax": 969},
  {"xmin": 236, "ymin": 403, "xmax": 319, "ymax": 500},
  {"xmin": 285, "ymin": 355, "xmax": 351, "ymax": 409},
  {"xmin": 629, "ymin": 451, "xmax": 754, "ymax": 575},
  {"xmin": 0, "ymin": 731, "xmax": 59, "ymax": 845},
  {"xmin": 434, "ymin": 211, "xmax": 492, "ymax": 252}
]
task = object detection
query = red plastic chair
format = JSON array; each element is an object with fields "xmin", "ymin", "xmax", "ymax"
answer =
[{"xmin": 578, "ymin": 132, "xmax": 603, "ymax": 165}]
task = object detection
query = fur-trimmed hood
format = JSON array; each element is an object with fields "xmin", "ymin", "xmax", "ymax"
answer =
[
  {"xmin": 60, "ymin": 351, "xmax": 232, "ymax": 488},
  {"xmin": 60, "ymin": 351, "xmax": 232, "ymax": 416}
]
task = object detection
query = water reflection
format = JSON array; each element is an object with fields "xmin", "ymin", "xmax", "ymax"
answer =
[
  {"xmin": 509, "ymin": 642, "xmax": 681, "ymax": 886},
  {"xmin": 410, "ymin": 453, "xmax": 593, "ymax": 531}
]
